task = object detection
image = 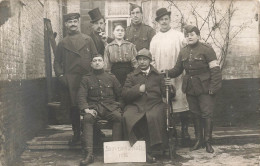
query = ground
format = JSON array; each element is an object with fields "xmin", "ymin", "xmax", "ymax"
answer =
[
  {"xmin": 16, "ymin": 125, "xmax": 260, "ymax": 166},
  {"xmin": 18, "ymin": 144, "xmax": 260, "ymax": 166}
]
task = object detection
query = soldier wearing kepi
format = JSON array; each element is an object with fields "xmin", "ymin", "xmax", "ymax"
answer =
[
  {"xmin": 88, "ymin": 8, "xmax": 113, "ymax": 56},
  {"xmin": 78, "ymin": 55, "xmax": 123, "ymax": 166},
  {"xmin": 54, "ymin": 13, "xmax": 98, "ymax": 146},
  {"xmin": 165, "ymin": 25, "xmax": 222, "ymax": 153},
  {"xmin": 125, "ymin": 3, "xmax": 155, "ymax": 51}
]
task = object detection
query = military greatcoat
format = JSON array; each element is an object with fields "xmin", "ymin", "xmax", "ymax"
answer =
[
  {"xmin": 54, "ymin": 32, "xmax": 98, "ymax": 107},
  {"xmin": 122, "ymin": 66, "xmax": 168, "ymax": 147}
]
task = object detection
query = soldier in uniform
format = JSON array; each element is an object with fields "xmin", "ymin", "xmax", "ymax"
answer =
[
  {"xmin": 125, "ymin": 3, "xmax": 155, "ymax": 52},
  {"xmin": 77, "ymin": 55, "xmax": 123, "ymax": 166},
  {"xmin": 88, "ymin": 8, "xmax": 113, "ymax": 56},
  {"xmin": 165, "ymin": 25, "xmax": 222, "ymax": 153},
  {"xmin": 54, "ymin": 13, "xmax": 98, "ymax": 146},
  {"xmin": 122, "ymin": 49, "xmax": 168, "ymax": 163}
]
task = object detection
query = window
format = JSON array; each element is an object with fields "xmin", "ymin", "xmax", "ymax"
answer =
[{"xmin": 105, "ymin": 0, "xmax": 137, "ymax": 37}]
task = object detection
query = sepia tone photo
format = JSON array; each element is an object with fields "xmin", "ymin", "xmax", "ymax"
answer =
[{"xmin": 0, "ymin": 0, "xmax": 259, "ymax": 165}]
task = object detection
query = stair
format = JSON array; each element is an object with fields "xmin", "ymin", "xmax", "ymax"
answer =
[{"xmin": 26, "ymin": 125, "xmax": 112, "ymax": 150}]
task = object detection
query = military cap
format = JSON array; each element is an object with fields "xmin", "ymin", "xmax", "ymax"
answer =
[
  {"xmin": 92, "ymin": 54, "xmax": 103, "ymax": 60},
  {"xmin": 155, "ymin": 8, "xmax": 171, "ymax": 22},
  {"xmin": 63, "ymin": 13, "xmax": 80, "ymax": 22},
  {"xmin": 88, "ymin": 8, "xmax": 104, "ymax": 23},
  {"xmin": 136, "ymin": 48, "xmax": 152, "ymax": 60},
  {"xmin": 129, "ymin": 3, "xmax": 142, "ymax": 13},
  {"xmin": 184, "ymin": 25, "xmax": 200, "ymax": 35}
]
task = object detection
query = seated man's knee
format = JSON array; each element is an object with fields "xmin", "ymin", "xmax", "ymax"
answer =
[
  {"xmin": 83, "ymin": 114, "xmax": 96, "ymax": 124},
  {"xmin": 113, "ymin": 112, "xmax": 122, "ymax": 123}
]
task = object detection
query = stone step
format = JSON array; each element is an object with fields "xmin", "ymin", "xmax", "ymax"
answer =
[{"xmin": 26, "ymin": 125, "xmax": 260, "ymax": 150}]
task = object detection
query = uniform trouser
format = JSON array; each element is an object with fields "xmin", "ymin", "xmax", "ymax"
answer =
[
  {"xmin": 186, "ymin": 94, "xmax": 216, "ymax": 143},
  {"xmin": 82, "ymin": 109, "xmax": 122, "ymax": 154},
  {"xmin": 186, "ymin": 94, "xmax": 216, "ymax": 119},
  {"xmin": 70, "ymin": 106, "xmax": 81, "ymax": 137}
]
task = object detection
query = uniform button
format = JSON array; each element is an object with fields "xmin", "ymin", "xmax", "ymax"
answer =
[
  {"xmin": 190, "ymin": 54, "xmax": 192, "ymax": 55},
  {"xmin": 100, "ymin": 86, "xmax": 102, "ymax": 87},
  {"xmin": 98, "ymin": 80, "xmax": 101, "ymax": 82},
  {"xmin": 100, "ymin": 91, "xmax": 103, "ymax": 93},
  {"xmin": 191, "ymin": 76, "xmax": 193, "ymax": 79}
]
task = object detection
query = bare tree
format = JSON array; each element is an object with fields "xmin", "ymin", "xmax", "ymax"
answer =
[{"xmin": 165, "ymin": 0, "xmax": 252, "ymax": 69}]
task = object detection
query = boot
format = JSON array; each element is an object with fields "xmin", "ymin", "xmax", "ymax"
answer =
[
  {"xmin": 68, "ymin": 107, "xmax": 81, "ymax": 146},
  {"xmin": 112, "ymin": 121, "xmax": 122, "ymax": 141},
  {"xmin": 204, "ymin": 118, "xmax": 214, "ymax": 153},
  {"xmin": 80, "ymin": 151, "xmax": 94, "ymax": 166},
  {"xmin": 68, "ymin": 130, "xmax": 80, "ymax": 146},
  {"xmin": 190, "ymin": 113, "xmax": 203, "ymax": 151},
  {"xmin": 180, "ymin": 111, "xmax": 191, "ymax": 146},
  {"xmin": 145, "ymin": 141, "xmax": 156, "ymax": 163},
  {"xmin": 81, "ymin": 122, "xmax": 94, "ymax": 165}
]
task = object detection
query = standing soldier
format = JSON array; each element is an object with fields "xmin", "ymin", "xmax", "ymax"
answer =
[
  {"xmin": 88, "ymin": 8, "xmax": 113, "ymax": 56},
  {"xmin": 54, "ymin": 13, "xmax": 98, "ymax": 146},
  {"xmin": 150, "ymin": 8, "xmax": 190, "ymax": 145},
  {"xmin": 165, "ymin": 25, "xmax": 222, "ymax": 153},
  {"xmin": 125, "ymin": 3, "xmax": 155, "ymax": 52}
]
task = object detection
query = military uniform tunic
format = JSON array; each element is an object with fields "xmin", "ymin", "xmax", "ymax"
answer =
[
  {"xmin": 168, "ymin": 42, "xmax": 222, "ymax": 118},
  {"xmin": 77, "ymin": 70, "xmax": 123, "ymax": 114},
  {"xmin": 125, "ymin": 23, "xmax": 155, "ymax": 51}
]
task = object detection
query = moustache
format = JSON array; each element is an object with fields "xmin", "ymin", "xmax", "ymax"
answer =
[{"xmin": 70, "ymin": 26, "xmax": 77, "ymax": 28}]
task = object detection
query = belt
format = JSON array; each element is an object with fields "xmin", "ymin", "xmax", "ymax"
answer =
[{"xmin": 185, "ymin": 68, "xmax": 209, "ymax": 76}]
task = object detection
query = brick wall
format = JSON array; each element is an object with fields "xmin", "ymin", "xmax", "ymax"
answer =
[{"xmin": 0, "ymin": 0, "xmax": 62, "ymax": 165}]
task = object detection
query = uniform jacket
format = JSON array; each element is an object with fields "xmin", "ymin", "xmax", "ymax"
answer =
[
  {"xmin": 89, "ymin": 31, "xmax": 113, "ymax": 56},
  {"xmin": 122, "ymin": 66, "xmax": 168, "ymax": 146},
  {"xmin": 77, "ymin": 69, "xmax": 123, "ymax": 115},
  {"xmin": 54, "ymin": 32, "xmax": 98, "ymax": 106},
  {"xmin": 168, "ymin": 42, "xmax": 222, "ymax": 96},
  {"xmin": 125, "ymin": 23, "xmax": 155, "ymax": 51},
  {"xmin": 104, "ymin": 40, "xmax": 138, "ymax": 71}
]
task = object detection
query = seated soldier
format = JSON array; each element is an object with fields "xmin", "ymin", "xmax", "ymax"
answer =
[
  {"xmin": 122, "ymin": 48, "xmax": 169, "ymax": 163},
  {"xmin": 77, "ymin": 55, "xmax": 123, "ymax": 166}
]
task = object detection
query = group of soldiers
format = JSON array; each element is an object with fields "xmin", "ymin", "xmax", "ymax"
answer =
[{"xmin": 54, "ymin": 3, "xmax": 222, "ymax": 166}]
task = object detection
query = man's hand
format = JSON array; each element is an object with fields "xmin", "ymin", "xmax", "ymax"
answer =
[
  {"xmin": 165, "ymin": 78, "xmax": 172, "ymax": 86},
  {"xmin": 99, "ymin": 31, "xmax": 108, "ymax": 44},
  {"xmin": 209, "ymin": 90, "xmax": 214, "ymax": 95},
  {"xmin": 139, "ymin": 84, "xmax": 146, "ymax": 93},
  {"xmin": 84, "ymin": 109, "xmax": 97, "ymax": 117}
]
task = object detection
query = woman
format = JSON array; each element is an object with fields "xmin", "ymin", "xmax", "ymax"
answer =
[
  {"xmin": 104, "ymin": 24, "xmax": 137, "ymax": 85},
  {"xmin": 165, "ymin": 25, "xmax": 222, "ymax": 153}
]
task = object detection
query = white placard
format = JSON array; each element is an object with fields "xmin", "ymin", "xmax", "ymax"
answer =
[{"xmin": 104, "ymin": 141, "xmax": 146, "ymax": 163}]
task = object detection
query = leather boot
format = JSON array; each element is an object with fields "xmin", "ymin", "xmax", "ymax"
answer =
[
  {"xmin": 68, "ymin": 130, "xmax": 80, "ymax": 146},
  {"xmin": 204, "ymin": 118, "xmax": 214, "ymax": 153},
  {"xmin": 81, "ymin": 122, "xmax": 94, "ymax": 165},
  {"xmin": 68, "ymin": 107, "xmax": 81, "ymax": 146},
  {"xmin": 190, "ymin": 113, "xmax": 203, "ymax": 151},
  {"xmin": 180, "ymin": 111, "xmax": 191, "ymax": 146},
  {"xmin": 112, "ymin": 121, "xmax": 122, "ymax": 141}
]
